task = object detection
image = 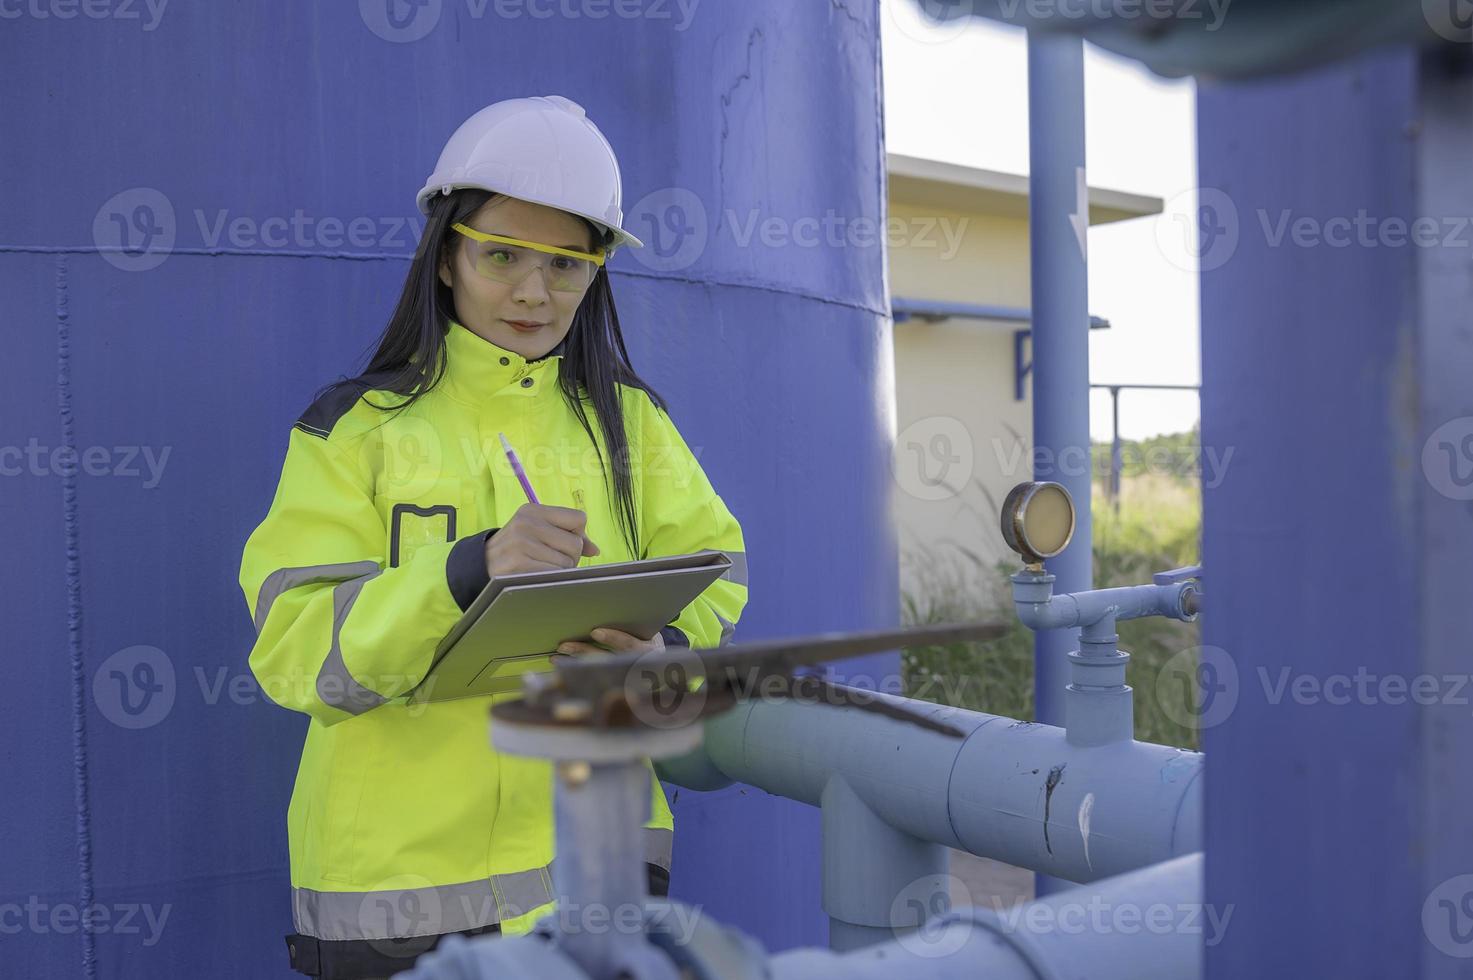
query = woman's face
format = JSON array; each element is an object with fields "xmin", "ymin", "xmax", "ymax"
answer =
[{"xmin": 438, "ymin": 195, "xmax": 598, "ymax": 360}]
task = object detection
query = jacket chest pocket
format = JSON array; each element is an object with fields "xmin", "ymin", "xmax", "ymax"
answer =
[
  {"xmin": 389, "ymin": 503, "xmax": 456, "ymax": 568},
  {"xmin": 378, "ymin": 478, "xmax": 470, "ymax": 569}
]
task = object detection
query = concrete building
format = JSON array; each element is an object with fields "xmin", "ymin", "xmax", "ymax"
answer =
[{"xmin": 886, "ymin": 152, "xmax": 1160, "ymax": 605}]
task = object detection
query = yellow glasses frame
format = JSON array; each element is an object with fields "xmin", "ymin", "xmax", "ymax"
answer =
[
  {"xmin": 450, "ymin": 223, "xmax": 607, "ymax": 266},
  {"xmin": 450, "ymin": 222, "xmax": 606, "ymax": 293}
]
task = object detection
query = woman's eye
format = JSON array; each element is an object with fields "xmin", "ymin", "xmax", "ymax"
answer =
[
  {"xmin": 485, "ymin": 249, "xmax": 515, "ymax": 265},
  {"xmin": 551, "ymin": 256, "xmax": 577, "ymax": 271}
]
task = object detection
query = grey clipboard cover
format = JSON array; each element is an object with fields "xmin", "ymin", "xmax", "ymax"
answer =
[{"xmin": 407, "ymin": 549, "xmax": 732, "ymax": 704}]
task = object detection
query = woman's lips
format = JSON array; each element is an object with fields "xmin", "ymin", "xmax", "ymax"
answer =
[{"xmin": 504, "ymin": 319, "xmax": 546, "ymax": 332}]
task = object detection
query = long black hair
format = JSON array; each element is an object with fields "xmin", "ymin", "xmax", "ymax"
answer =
[{"xmin": 317, "ymin": 188, "xmax": 669, "ymax": 559}]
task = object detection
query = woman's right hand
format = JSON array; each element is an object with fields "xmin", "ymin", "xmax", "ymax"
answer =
[{"xmin": 484, "ymin": 502, "xmax": 600, "ymax": 577}]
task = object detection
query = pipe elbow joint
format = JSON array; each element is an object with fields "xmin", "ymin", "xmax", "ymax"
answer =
[{"xmin": 1011, "ymin": 588, "xmax": 1080, "ymax": 632}]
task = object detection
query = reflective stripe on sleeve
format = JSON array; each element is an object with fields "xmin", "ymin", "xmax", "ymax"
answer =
[
  {"xmin": 253, "ymin": 560, "xmax": 381, "ymax": 633},
  {"xmin": 643, "ymin": 825, "xmax": 673, "ymax": 871},
  {"xmin": 315, "ymin": 570, "xmax": 388, "ymax": 715}
]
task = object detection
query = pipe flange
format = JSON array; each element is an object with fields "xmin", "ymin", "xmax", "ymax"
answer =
[{"xmin": 491, "ymin": 699, "xmax": 705, "ymax": 762}]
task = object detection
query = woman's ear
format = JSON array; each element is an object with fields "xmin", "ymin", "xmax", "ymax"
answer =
[{"xmin": 437, "ymin": 250, "xmax": 453, "ymax": 289}]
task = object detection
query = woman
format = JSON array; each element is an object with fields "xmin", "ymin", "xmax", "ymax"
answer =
[{"xmin": 238, "ymin": 95, "xmax": 748, "ymax": 980}]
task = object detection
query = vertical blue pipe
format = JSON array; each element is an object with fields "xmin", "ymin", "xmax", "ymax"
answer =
[
  {"xmin": 820, "ymin": 776, "xmax": 948, "ymax": 952},
  {"xmin": 1026, "ymin": 31, "xmax": 1093, "ymax": 895},
  {"xmin": 552, "ymin": 763, "xmax": 649, "ymax": 975},
  {"xmin": 1109, "ymin": 385, "xmax": 1122, "ymax": 510}
]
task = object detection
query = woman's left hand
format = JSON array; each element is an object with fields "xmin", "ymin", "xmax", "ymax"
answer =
[{"xmin": 555, "ymin": 628, "xmax": 665, "ymax": 658}]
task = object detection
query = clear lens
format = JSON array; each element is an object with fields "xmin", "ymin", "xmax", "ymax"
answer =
[{"xmin": 468, "ymin": 241, "xmax": 596, "ymax": 293}]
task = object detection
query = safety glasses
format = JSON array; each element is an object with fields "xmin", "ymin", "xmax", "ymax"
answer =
[{"xmin": 451, "ymin": 222, "xmax": 605, "ymax": 293}]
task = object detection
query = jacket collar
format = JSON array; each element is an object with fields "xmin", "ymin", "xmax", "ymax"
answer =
[{"xmin": 441, "ymin": 318, "xmax": 565, "ymax": 404}]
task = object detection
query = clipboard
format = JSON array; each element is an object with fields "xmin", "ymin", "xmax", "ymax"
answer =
[{"xmin": 406, "ymin": 549, "xmax": 733, "ymax": 704}]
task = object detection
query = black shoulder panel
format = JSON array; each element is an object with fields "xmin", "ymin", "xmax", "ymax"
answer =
[{"xmin": 292, "ymin": 371, "xmax": 399, "ymax": 440}]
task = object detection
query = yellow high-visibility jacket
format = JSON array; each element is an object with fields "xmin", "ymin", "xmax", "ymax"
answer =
[{"xmin": 238, "ymin": 319, "xmax": 748, "ymax": 942}]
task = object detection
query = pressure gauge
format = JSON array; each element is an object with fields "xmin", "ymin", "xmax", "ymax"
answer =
[{"xmin": 1000, "ymin": 481, "xmax": 1076, "ymax": 567}]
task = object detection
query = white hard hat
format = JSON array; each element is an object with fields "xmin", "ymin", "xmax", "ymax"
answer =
[{"xmin": 417, "ymin": 95, "xmax": 644, "ymax": 253}]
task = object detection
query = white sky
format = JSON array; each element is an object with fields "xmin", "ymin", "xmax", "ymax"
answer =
[{"xmin": 880, "ymin": 1, "xmax": 1202, "ymax": 442}]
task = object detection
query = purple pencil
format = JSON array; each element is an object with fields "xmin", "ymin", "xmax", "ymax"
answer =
[{"xmin": 499, "ymin": 432, "xmax": 541, "ymax": 505}]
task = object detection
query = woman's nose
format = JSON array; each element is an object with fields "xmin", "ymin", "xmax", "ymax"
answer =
[{"xmin": 511, "ymin": 263, "xmax": 552, "ymax": 304}]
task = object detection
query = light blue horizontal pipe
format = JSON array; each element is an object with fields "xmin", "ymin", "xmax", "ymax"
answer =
[
  {"xmin": 1008, "ymin": 570, "xmax": 1201, "ymax": 748},
  {"xmin": 658, "ymin": 689, "xmax": 1202, "ymax": 884},
  {"xmin": 891, "ymin": 296, "xmax": 1111, "ymax": 330},
  {"xmin": 769, "ymin": 853, "xmax": 1204, "ymax": 980},
  {"xmin": 1010, "ymin": 572, "xmax": 1198, "ymax": 631},
  {"xmin": 405, "ymin": 854, "xmax": 1205, "ymax": 980}
]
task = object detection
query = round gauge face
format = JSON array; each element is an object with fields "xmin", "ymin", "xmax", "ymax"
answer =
[
  {"xmin": 1021, "ymin": 483, "xmax": 1074, "ymax": 558},
  {"xmin": 1001, "ymin": 481, "xmax": 1076, "ymax": 562}
]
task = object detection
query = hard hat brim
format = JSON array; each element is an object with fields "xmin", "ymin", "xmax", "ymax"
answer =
[{"xmin": 416, "ymin": 184, "xmax": 644, "ymax": 252}]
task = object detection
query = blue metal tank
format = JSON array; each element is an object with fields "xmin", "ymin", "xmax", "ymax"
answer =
[{"xmin": 0, "ymin": 3, "xmax": 895, "ymax": 975}]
